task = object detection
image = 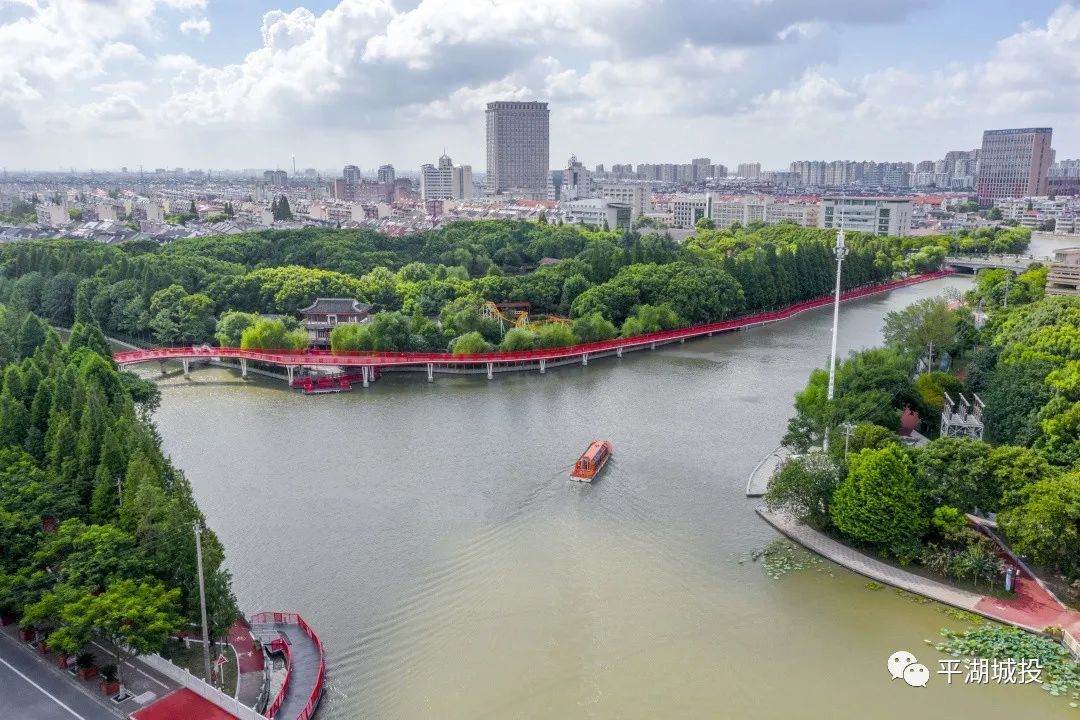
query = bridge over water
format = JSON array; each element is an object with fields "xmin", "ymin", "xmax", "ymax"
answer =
[
  {"xmin": 113, "ymin": 271, "xmax": 954, "ymax": 387},
  {"xmin": 943, "ymin": 254, "xmax": 1049, "ymax": 273}
]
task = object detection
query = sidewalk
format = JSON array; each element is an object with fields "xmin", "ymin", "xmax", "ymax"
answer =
[
  {"xmin": 226, "ymin": 617, "xmax": 266, "ymax": 709},
  {"xmin": 968, "ymin": 516, "xmax": 1080, "ymax": 637},
  {"xmin": 759, "ymin": 507, "xmax": 1080, "ymax": 637},
  {"xmin": 0, "ymin": 621, "xmax": 182, "ymax": 719}
]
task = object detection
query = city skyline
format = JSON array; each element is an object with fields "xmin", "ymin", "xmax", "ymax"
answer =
[{"xmin": 1, "ymin": 1, "xmax": 1078, "ymax": 171}]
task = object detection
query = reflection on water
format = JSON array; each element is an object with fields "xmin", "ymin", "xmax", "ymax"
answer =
[{"xmin": 149, "ymin": 275, "xmax": 1066, "ymax": 718}]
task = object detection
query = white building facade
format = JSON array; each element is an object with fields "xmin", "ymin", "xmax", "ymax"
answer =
[
  {"xmin": 420, "ymin": 154, "xmax": 474, "ymax": 200},
  {"xmin": 820, "ymin": 196, "xmax": 912, "ymax": 236}
]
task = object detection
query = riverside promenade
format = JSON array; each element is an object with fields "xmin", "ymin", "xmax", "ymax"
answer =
[
  {"xmin": 758, "ymin": 508, "xmax": 1080, "ymax": 644},
  {"xmin": 114, "ymin": 271, "xmax": 955, "ymax": 384}
]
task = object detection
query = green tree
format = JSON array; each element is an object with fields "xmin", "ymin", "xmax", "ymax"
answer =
[
  {"xmin": 330, "ymin": 323, "xmax": 372, "ymax": 352},
  {"xmin": 882, "ymin": 297, "xmax": 958, "ymax": 361},
  {"xmin": 240, "ymin": 319, "xmax": 307, "ymax": 350},
  {"xmin": 40, "ymin": 273, "xmax": 81, "ymax": 324},
  {"xmin": 16, "ymin": 314, "xmax": 50, "ymax": 359},
  {"xmin": 830, "ymin": 445, "xmax": 927, "ymax": 557},
  {"xmin": 499, "ymin": 327, "xmax": 537, "ymax": 351},
  {"xmin": 620, "ymin": 303, "xmax": 682, "ymax": 337},
  {"xmin": 571, "ymin": 312, "xmax": 617, "ymax": 343},
  {"xmin": 998, "ymin": 472, "xmax": 1080, "ymax": 577},
  {"xmin": 559, "ymin": 274, "xmax": 592, "ymax": 314},
  {"xmin": 450, "ymin": 331, "xmax": 491, "ymax": 354},
  {"xmin": 534, "ymin": 322, "xmax": 574, "ymax": 348},
  {"xmin": 911, "ymin": 437, "xmax": 995, "ymax": 513},
  {"xmin": 214, "ymin": 311, "xmax": 260, "ymax": 347},
  {"xmin": 68, "ymin": 321, "xmax": 111, "ymax": 359},
  {"xmin": 764, "ymin": 453, "xmax": 839, "ymax": 529},
  {"xmin": 63, "ymin": 580, "xmax": 181, "ymax": 688}
]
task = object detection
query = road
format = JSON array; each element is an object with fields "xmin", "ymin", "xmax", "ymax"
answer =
[{"xmin": 0, "ymin": 634, "xmax": 115, "ymax": 720}]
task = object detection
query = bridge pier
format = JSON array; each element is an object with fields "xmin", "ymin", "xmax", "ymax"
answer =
[
  {"xmin": 427, "ymin": 363, "xmax": 434, "ymax": 382},
  {"xmin": 159, "ymin": 360, "xmax": 166, "ymax": 375},
  {"xmin": 486, "ymin": 362, "xmax": 493, "ymax": 380},
  {"xmin": 182, "ymin": 358, "xmax": 190, "ymax": 377},
  {"xmin": 680, "ymin": 338, "xmax": 685, "ymax": 344},
  {"xmin": 539, "ymin": 359, "xmax": 545, "ymax": 374},
  {"xmin": 362, "ymin": 366, "xmax": 370, "ymax": 388},
  {"xmin": 240, "ymin": 358, "xmax": 248, "ymax": 378},
  {"xmin": 617, "ymin": 347, "xmax": 622, "ymax": 358},
  {"xmin": 650, "ymin": 342, "xmax": 656, "ymax": 350},
  {"xmin": 285, "ymin": 365, "xmax": 295, "ymax": 384},
  {"xmin": 708, "ymin": 332, "xmax": 713, "ymax": 337},
  {"xmin": 582, "ymin": 353, "xmax": 588, "ymax": 366}
]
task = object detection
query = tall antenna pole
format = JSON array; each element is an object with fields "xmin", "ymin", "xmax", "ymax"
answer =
[
  {"xmin": 823, "ymin": 208, "xmax": 848, "ymax": 453},
  {"xmin": 193, "ymin": 521, "xmax": 212, "ymax": 684}
]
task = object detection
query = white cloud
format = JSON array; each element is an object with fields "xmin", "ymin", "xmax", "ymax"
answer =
[
  {"xmin": 1, "ymin": 0, "xmax": 1078, "ymax": 169},
  {"xmin": 180, "ymin": 16, "xmax": 211, "ymax": 37}
]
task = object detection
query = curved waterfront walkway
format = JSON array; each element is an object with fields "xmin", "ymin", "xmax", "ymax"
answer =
[
  {"xmin": 757, "ymin": 508, "xmax": 1080, "ymax": 642},
  {"xmin": 745, "ymin": 445, "xmax": 791, "ymax": 497},
  {"xmin": 250, "ymin": 613, "xmax": 324, "ymax": 720}
]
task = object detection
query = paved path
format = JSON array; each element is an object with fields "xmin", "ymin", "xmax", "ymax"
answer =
[
  {"xmin": 968, "ymin": 517, "xmax": 1080, "ymax": 637},
  {"xmin": 758, "ymin": 508, "xmax": 1080, "ymax": 637},
  {"xmin": 0, "ymin": 630, "xmax": 116, "ymax": 720},
  {"xmin": 251, "ymin": 619, "xmax": 321, "ymax": 720},
  {"xmin": 758, "ymin": 509, "xmax": 986, "ymax": 611},
  {"xmin": 745, "ymin": 445, "xmax": 791, "ymax": 497},
  {"xmin": 227, "ymin": 618, "xmax": 266, "ymax": 709}
]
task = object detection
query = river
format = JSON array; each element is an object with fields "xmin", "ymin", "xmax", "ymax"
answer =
[{"xmin": 148, "ymin": 271, "xmax": 1068, "ymax": 719}]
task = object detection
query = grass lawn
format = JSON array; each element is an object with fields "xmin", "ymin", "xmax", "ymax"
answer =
[{"xmin": 160, "ymin": 638, "xmax": 238, "ymax": 696}]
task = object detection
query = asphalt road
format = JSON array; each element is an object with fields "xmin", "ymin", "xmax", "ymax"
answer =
[{"xmin": 0, "ymin": 634, "xmax": 115, "ymax": 720}]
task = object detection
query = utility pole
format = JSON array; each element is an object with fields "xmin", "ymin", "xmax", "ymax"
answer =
[
  {"xmin": 842, "ymin": 422, "xmax": 856, "ymax": 461},
  {"xmin": 823, "ymin": 218, "xmax": 849, "ymax": 454},
  {"xmin": 193, "ymin": 521, "xmax": 212, "ymax": 684}
]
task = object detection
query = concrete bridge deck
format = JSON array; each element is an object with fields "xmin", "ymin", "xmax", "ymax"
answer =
[
  {"xmin": 250, "ymin": 613, "xmax": 324, "ymax": 720},
  {"xmin": 944, "ymin": 254, "xmax": 1048, "ymax": 272}
]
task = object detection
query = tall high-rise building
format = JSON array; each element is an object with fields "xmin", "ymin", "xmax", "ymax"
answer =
[
  {"xmin": 377, "ymin": 164, "xmax": 395, "ymax": 183},
  {"xmin": 343, "ymin": 164, "xmax": 361, "ymax": 185},
  {"xmin": 420, "ymin": 154, "xmax": 473, "ymax": 200},
  {"xmin": 485, "ymin": 101, "xmax": 549, "ymax": 196},
  {"xmin": 263, "ymin": 170, "xmax": 288, "ymax": 186},
  {"xmin": 977, "ymin": 128, "xmax": 1053, "ymax": 205},
  {"xmin": 736, "ymin": 163, "xmax": 761, "ymax": 180}
]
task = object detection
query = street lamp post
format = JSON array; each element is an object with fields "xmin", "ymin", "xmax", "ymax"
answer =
[
  {"xmin": 193, "ymin": 521, "xmax": 212, "ymax": 685},
  {"xmin": 823, "ymin": 223, "xmax": 849, "ymax": 454}
]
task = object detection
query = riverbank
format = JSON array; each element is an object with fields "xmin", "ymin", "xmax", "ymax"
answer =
[{"xmin": 756, "ymin": 508, "xmax": 1080, "ymax": 647}]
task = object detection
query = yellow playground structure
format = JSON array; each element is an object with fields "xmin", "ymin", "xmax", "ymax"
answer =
[{"xmin": 482, "ymin": 301, "xmax": 572, "ymax": 331}]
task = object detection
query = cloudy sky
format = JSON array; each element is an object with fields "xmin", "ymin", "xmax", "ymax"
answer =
[{"xmin": 1, "ymin": 0, "xmax": 1077, "ymax": 172}]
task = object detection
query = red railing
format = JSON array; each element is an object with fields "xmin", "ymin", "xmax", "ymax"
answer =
[
  {"xmin": 114, "ymin": 271, "xmax": 953, "ymax": 370},
  {"xmin": 251, "ymin": 611, "xmax": 325, "ymax": 720}
]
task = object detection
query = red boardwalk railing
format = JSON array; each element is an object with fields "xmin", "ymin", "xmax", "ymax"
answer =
[
  {"xmin": 251, "ymin": 611, "xmax": 325, "ymax": 720},
  {"xmin": 114, "ymin": 271, "xmax": 954, "ymax": 372}
]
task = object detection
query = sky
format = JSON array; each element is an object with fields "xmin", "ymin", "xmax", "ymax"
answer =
[{"xmin": 1, "ymin": 0, "xmax": 1078, "ymax": 173}]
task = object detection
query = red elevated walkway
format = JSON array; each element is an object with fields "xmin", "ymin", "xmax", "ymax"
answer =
[
  {"xmin": 250, "ymin": 612, "xmax": 325, "ymax": 720},
  {"xmin": 114, "ymin": 271, "xmax": 954, "ymax": 377}
]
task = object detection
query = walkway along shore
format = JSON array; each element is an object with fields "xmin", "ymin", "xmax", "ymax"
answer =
[
  {"xmin": 113, "ymin": 270, "xmax": 956, "ymax": 383},
  {"xmin": 757, "ymin": 508, "xmax": 1080, "ymax": 652}
]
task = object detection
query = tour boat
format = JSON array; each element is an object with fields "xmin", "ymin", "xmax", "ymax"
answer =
[{"xmin": 570, "ymin": 441, "xmax": 612, "ymax": 482}]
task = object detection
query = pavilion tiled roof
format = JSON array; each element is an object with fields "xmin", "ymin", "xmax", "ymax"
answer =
[{"xmin": 298, "ymin": 298, "xmax": 372, "ymax": 315}]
